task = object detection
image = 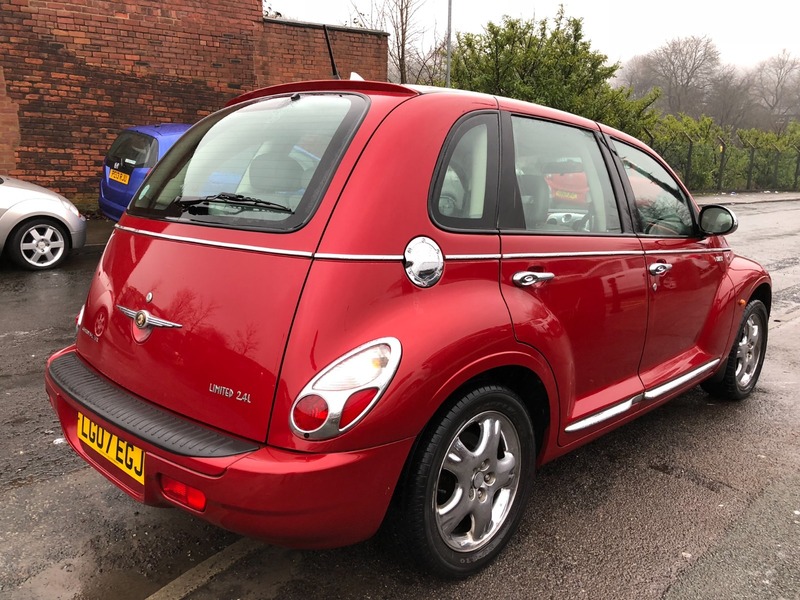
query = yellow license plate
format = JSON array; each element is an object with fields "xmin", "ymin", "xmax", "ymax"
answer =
[
  {"xmin": 77, "ymin": 412, "xmax": 144, "ymax": 484},
  {"xmin": 109, "ymin": 169, "xmax": 130, "ymax": 185}
]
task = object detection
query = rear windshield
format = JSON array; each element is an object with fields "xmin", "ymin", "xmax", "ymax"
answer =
[
  {"xmin": 107, "ymin": 131, "xmax": 159, "ymax": 169},
  {"xmin": 128, "ymin": 93, "xmax": 367, "ymax": 232}
]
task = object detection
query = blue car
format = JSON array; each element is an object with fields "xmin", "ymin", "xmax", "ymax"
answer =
[{"xmin": 99, "ymin": 123, "xmax": 191, "ymax": 221}]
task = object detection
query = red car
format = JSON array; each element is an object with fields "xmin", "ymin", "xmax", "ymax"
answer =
[{"xmin": 46, "ymin": 80, "xmax": 770, "ymax": 578}]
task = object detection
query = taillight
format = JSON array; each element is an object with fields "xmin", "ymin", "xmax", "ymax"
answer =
[
  {"xmin": 339, "ymin": 388, "xmax": 379, "ymax": 429},
  {"xmin": 160, "ymin": 475, "xmax": 206, "ymax": 511},
  {"xmin": 290, "ymin": 338, "xmax": 401, "ymax": 440},
  {"xmin": 292, "ymin": 395, "xmax": 329, "ymax": 432}
]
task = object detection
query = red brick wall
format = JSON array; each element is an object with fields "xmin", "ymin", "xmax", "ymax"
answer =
[
  {"xmin": 256, "ymin": 19, "xmax": 388, "ymax": 87},
  {"xmin": 0, "ymin": 66, "xmax": 20, "ymax": 174},
  {"xmin": 0, "ymin": 2, "xmax": 387, "ymax": 209}
]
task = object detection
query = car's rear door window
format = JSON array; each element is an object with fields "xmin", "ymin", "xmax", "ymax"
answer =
[
  {"xmin": 129, "ymin": 93, "xmax": 367, "ymax": 232},
  {"xmin": 502, "ymin": 116, "xmax": 622, "ymax": 234},
  {"xmin": 429, "ymin": 113, "xmax": 500, "ymax": 231}
]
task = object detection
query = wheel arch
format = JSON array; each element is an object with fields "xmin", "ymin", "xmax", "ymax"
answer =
[
  {"xmin": 445, "ymin": 365, "xmax": 551, "ymax": 459},
  {"xmin": 391, "ymin": 360, "xmax": 554, "ymax": 506},
  {"xmin": 750, "ymin": 281, "xmax": 772, "ymax": 317},
  {"xmin": 705, "ymin": 277, "xmax": 771, "ymax": 385}
]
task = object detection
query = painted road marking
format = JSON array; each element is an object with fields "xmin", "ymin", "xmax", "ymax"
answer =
[{"xmin": 145, "ymin": 538, "xmax": 264, "ymax": 600}]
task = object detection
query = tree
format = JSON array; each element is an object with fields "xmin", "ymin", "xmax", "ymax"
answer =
[
  {"xmin": 350, "ymin": 0, "xmax": 444, "ymax": 84},
  {"xmin": 752, "ymin": 50, "xmax": 800, "ymax": 132},
  {"xmin": 644, "ymin": 35, "xmax": 720, "ymax": 116},
  {"xmin": 450, "ymin": 10, "xmax": 658, "ymax": 136},
  {"xmin": 616, "ymin": 54, "xmax": 660, "ymax": 100},
  {"xmin": 704, "ymin": 64, "xmax": 756, "ymax": 130}
]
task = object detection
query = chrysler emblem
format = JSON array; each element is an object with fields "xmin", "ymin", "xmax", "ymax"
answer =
[{"xmin": 117, "ymin": 305, "xmax": 183, "ymax": 331}]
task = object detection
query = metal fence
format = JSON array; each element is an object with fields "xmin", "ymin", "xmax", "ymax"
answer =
[{"xmin": 643, "ymin": 130, "xmax": 800, "ymax": 193}]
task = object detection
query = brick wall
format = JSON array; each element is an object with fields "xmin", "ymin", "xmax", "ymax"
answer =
[
  {"xmin": 256, "ymin": 19, "xmax": 388, "ymax": 87},
  {"xmin": 0, "ymin": 67, "xmax": 20, "ymax": 174},
  {"xmin": 0, "ymin": 2, "xmax": 387, "ymax": 209}
]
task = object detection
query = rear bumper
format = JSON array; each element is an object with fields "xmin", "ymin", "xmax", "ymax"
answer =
[
  {"xmin": 98, "ymin": 190, "xmax": 125, "ymax": 222},
  {"xmin": 45, "ymin": 347, "xmax": 413, "ymax": 548}
]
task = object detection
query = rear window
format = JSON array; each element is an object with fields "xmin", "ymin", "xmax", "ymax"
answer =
[
  {"xmin": 128, "ymin": 93, "xmax": 367, "ymax": 232},
  {"xmin": 107, "ymin": 131, "xmax": 159, "ymax": 169}
]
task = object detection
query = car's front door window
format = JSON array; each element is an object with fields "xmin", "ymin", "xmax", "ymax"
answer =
[{"xmin": 614, "ymin": 141, "xmax": 695, "ymax": 236}]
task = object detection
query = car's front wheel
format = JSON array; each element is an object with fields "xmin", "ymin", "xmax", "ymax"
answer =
[
  {"xmin": 395, "ymin": 385, "xmax": 535, "ymax": 578},
  {"xmin": 7, "ymin": 218, "xmax": 70, "ymax": 270},
  {"xmin": 702, "ymin": 299, "xmax": 768, "ymax": 400}
]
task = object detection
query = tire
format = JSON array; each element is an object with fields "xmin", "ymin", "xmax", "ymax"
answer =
[
  {"xmin": 702, "ymin": 299, "xmax": 768, "ymax": 401},
  {"xmin": 7, "ymin": 218, "xmax": 70, "ymax": 270},
  {"xmin": 395, "ymin": 385, "xmax": 535, "ymax": 578}
]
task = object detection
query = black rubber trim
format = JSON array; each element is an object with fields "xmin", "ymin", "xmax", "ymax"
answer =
[{"xmin": 48, "ymin": 351, "xmax": 259, "ymax": 458}]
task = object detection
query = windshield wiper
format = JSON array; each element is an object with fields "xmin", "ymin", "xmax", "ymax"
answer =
[{"xmin": 175, "ymin": 192, "xmax": 294, "ymax": 214}]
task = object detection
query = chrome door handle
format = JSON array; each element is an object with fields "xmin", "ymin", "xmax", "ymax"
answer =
[
  {"xmin": 648, "ymin": 262, "xmax": 672, "ymax": 276},
  {"xmin": 513, "ymin": 271, "xmax": 555, "ymax": 287}
]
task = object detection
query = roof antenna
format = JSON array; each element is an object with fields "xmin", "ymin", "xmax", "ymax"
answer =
[{"xmin": 323, "ymin": 25, "xmax": 341, "ymax": 80}]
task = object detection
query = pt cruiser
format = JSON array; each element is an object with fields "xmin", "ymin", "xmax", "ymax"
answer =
[{"xmin": 46, "ymin": 80, "xmax": 770, "ymax": 577}]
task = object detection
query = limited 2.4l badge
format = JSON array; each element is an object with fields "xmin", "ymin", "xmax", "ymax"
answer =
[{"xmin": 209, "ymin": 383, "xmax": 252, "ymax": 403}]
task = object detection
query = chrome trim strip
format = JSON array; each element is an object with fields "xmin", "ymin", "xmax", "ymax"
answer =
[
  {"xmin": 446, "ymin": 254, "xmax": 503, "ymax": 260},
  {"xmin": 114, "ymin": 225, "xmax": 315, "ymax": 258},
  {"xmin": 644, "ymin": 248, "xmax": 731, "ymax": 256},
  {"xmin": 115, "ymin": 225, "xmax": 732, "ymax": 263},
  {"xmin": 564, "ymin": 395, "xmax": 641, "ymax": 432},
  {"xmin": 314, "ymin": 253, "xmax": 404, "ymax": 261},
  {"xmin": 503, "ymin": 250, "xmax": 644, "ymax": 259},
  {"xmin": 643, "ymin": 359, "xmax": 720, "ymax": 401}
]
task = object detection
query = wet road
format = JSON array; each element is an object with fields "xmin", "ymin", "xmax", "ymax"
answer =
[{"xmin": 1, "ymin": 200, "xmax": 799, "ymax": 599}]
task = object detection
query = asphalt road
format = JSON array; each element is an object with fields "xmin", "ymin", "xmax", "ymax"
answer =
[{"xmin": 1, "ymin": 199, "xmax": 798, "ymax": 599}]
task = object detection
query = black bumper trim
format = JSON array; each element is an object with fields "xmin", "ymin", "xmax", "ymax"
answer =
[{"xmin": 48, "ymin": 351, "xmax": 259, "ymax": 458}]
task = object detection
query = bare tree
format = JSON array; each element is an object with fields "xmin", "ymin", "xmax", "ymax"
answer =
[
  {"xmin": 350, "ymin": 0, "xmax": 444, "ymax": 84},
  {"xmin": 645, "ymin": 35, "xmax": 721, "ymax": 116},
  {"xmin": 407, "ymin": 36, "xmax": 447, "ymax": 85},
  {"xmin": 752, "ymin": 50, "xmax": 800, "ymax": 132},
  {"xmin": 386, "ymin": 0, "xmax": 425, "ymax": 83},
  {"xmin": 704, "ymin": 64, "xmax": 756, "ymax": 129},
  {"xmin": 616, "ymin": 54, "xmax": 660, "ymax": 99}
]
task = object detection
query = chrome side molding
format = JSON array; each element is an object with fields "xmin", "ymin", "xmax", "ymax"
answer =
[
  {"xmin": 643, "ymin": 359, "xmax": 720, "ymax": 401},
  {"xmin": 564, "ymin": 359, "xmax": 721, "ymax": 433}
]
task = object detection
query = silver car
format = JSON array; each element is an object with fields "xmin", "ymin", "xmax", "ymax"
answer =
[{"xmin": 0, "ymin": 175, "xmax": 86, "ymax": 270}]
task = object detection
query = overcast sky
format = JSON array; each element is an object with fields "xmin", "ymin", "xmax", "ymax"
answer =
[{"xmin": 272, "ymin": 0, "xmax": 800, "ymax": 68}]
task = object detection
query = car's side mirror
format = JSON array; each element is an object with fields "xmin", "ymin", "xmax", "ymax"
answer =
[{"xmin": 699, "ymin": 204, "xmax": 738, "ymax": 236}]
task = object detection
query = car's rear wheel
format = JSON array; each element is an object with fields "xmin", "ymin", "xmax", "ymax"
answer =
[
  {"xmin": 395, "ymin": 385, "xmax": 535, "ymax": 578},
  {"xmin": 702, "ymin": 299, "xmax": 768, "ymax": 400},
  {"xmin": 7, "ymin": 218, "xmax": 70, "ymax": 270}
]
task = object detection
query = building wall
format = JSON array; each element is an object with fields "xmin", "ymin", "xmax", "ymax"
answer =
[
  {"xmin": 0, "ymin": 2, "xmax": 387, "ymax": 208},
  {"xmin": 0, "ymin": 66, "xmax": 20, "ymax": 174},
  {"xmin": 256, "ymin": 19, "xmax": 389, "ymax": 87}
]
